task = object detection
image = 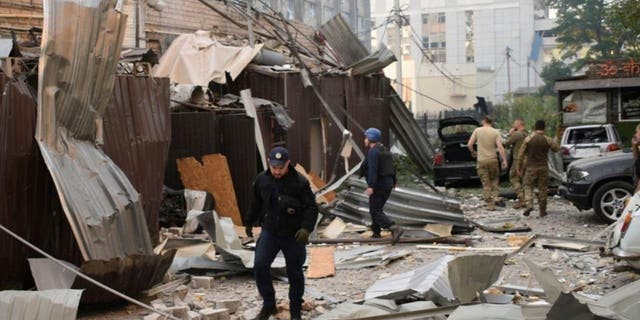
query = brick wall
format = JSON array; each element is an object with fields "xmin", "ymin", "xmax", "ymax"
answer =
[{"xmin": 0, "ymin": 0, "xmax": 43, "ymax": 41}]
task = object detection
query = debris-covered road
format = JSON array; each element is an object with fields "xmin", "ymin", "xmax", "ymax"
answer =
[{"xmin": 78, "ymin": 187, "xmax": 639, "ymax": 320}]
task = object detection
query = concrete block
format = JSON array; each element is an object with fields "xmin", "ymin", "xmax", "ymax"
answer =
[
  {"xmin": 188, "ymin": 310, "xmax": 203, "ymax": 320},
  {"xmin": 214, "ymin": 299, "xmax": 241, "ymax": 314},
  {"xmin": 144, "ymin": 313, "xmax": 166, "ymax": 320},
  {"xmin": 161, "ymin": 305, "xmax": 190, "ymax": 320},
  {"xmin": 191, "ymin": 276, "xmax": 214, "ymax": 289},
  {"xmin": 173, "ymin": 284, "xmax": 189, "ymax": 301},
  {"xmin": 199, "ymin": 307, "xmax": 230, "ymax": 320}
]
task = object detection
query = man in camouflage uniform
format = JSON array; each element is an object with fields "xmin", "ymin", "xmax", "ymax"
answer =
[
  {"xmin": 467, "ymin": 116, "xmax": 508, "ymax": 211},
  {"xmin": 504, "ymin": 118, "xmax": 528, "ymax": 209},
  {"xmin": 517, "ymin": 120, "xmax": 560, "ymax": 217}
]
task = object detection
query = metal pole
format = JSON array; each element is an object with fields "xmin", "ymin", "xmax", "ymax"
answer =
[
  {"xmin": 394, "ymin": 0, "xmax": 403, "ymax": 101},
  {"xmin": 506, "ymin": 46, "xmax": 512, "ymax": 119}
]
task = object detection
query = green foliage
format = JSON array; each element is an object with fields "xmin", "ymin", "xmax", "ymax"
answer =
[
  {"xmin": 550, "ymin": 0, "xmax": 640, "ymax": 70},
  {"xmin": 539, "ymin": 59, "xmax": 573, "ymax": 96},
  {"xmin": 492, "ymin": 95, "xmax": 560, "ymax": 137}
]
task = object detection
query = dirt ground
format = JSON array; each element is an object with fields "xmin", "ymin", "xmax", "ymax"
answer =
[{"xmin": 77, "ymin": 187, "xmax": 640, "ymax": 320}]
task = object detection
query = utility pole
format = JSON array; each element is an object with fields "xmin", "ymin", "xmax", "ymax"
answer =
[
  {"xmin": 506, "ymin": 46, "xmax": 512, "ymax": 120},
  {"xmin": 506, "ymin": 46, "xmax": 512, "ymax": 95},
  {"xmin": 394, "ymin": 0, "xmax": 403, "ymax": 102},
  {"xmin": 526, "ymin": 58, "xmax": 530, "ymax": 94}
]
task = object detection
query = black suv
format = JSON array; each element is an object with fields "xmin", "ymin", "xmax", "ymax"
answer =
[
  {"xmin": 433, "ymin": 117, "xmax": 481, "ymax": 186},
  {"xmin": 560, "ymin": 151, "xmax": 635, "ymax": 222}
]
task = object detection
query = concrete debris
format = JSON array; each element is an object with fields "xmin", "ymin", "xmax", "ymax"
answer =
[
  {"xmin": 362, "ymin": 298, "xmax": 398, "ymax": 312},
  {"xmin": 214, "ymin": 300, "xmax": 241, "ymax": 314},
  {"xmin": 315, "ymin": 303, "xmax": 389, "ymax": 320},
  {"xmin": 199, "ymin": 308, "xmax": 230, "ymax": 320},
  {"xmin": 447, "ymin": 304, "xmax": 525, "ymax": 320},
  {"xmin": 0, "ymin": 290, "xmax": 83, "ymax": 320},
  {"xmin": 191, "ymin": 276, "xmax": 215, "ymax": 290}
]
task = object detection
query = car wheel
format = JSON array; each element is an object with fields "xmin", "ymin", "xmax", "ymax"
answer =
[{"xmin": 592, "ymin": 181, "xmax": 634, "ymax": 223}]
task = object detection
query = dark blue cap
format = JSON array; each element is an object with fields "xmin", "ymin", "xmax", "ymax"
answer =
[{"xmin": 268, "ymin": 146, "xmax": 289, "ymax": 166}]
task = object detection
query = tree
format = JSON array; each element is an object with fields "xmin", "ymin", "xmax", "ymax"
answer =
[
  {"xmin": 539, "ymin": 59, "xmax": 573, "ymax": 96},
  {"xmin": 550, "ymin": 0, "xmax": 640, "ymax": 70},
  {"xmin": 492, "ymin": 95, "xmax": 560, "ymax": 137}
]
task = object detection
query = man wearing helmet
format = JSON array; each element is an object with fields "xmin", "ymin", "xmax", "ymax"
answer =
[{"xmin": 360, "ymin": 127, "xmax": 404, "ymax": 244}]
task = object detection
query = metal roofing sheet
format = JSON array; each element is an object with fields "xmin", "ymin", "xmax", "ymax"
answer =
[
  {"xmin": 36, "ymin": 0, "xmax": 152, "ymax": 260},
  {"xmin": 103, "ymin": 76, "xmax": 172, "ymax": 241},
  {"xmin": 318, "ymin": 14, "xmax": 369, "ymax": 67},
  {"xmin": 0, "ymin": 289, "xmax": 83, "ymax": 320}
]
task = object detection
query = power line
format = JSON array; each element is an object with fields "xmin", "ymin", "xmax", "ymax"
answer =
[{"xmin": 392, "ymin": 79, "xmax": 457, "ymax": 110}]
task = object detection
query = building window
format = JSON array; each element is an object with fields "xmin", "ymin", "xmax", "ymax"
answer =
[
  {"xmin": 422, "ymin": 36, "xmax": 429, "ymax": 47},
  {"xmin": 464, "ymin": 10, "xmax": 474, "ymax": 63},
  {"xmin": 437, "ymin": 12, "xmax": 445, "ymax": 24},
  {"xmin": 422, "ymin": 13, "xmax": 429, "ymax": 24}
]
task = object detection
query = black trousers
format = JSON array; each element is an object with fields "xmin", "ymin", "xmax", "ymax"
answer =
[
  {"xmin": 369, "ymin": 186, "xmax": 394, "ymax": 234},
  {"xmin": 254, "ymin": 229, "xmax": 306, "ymax": 314}
]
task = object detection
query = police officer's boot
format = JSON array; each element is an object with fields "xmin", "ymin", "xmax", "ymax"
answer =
[
  {"xmin": 389, "ymin": 224, "xmax": 404, "ymax": 245},
  {"xmin": 255, "ymin": 305, "xmax": 276, "ymax": 320},
  {"xmin": 290, "ymin": 311, "xmax": 302, "ymax": 320}
]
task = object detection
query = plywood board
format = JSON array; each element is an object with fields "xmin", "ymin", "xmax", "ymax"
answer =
[
  {"xmin": 308, "ymin": 172, "xmax": 336, "ymax": 202},
  {"xmin": 306, "ymin": 246, "xmax": 336, "ymax": 279},
  {"xmin": 294, "ymin": 164, "xmax": 332, "ymax": 204},
  {"xmin": 177, "ymin": 154, "xmax": 242, "ymax": 225}
]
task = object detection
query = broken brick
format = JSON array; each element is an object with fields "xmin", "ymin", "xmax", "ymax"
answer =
[
  {"xmin": 214, "ymin": 299, "xmax": 241, "ymax": 314},
  {"xmin": 199, "ymin": 308, "xmax": 230, "ymax": 320},
  {"xmin": 191, "ymin": 276, "xmax": 214, "ymax": 289}
]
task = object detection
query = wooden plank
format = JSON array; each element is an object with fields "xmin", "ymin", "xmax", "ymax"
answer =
[
  {"xmin": 424, "ymin": 224, "xmax": 452, "ymax": 237},
  {"xmin": 541, "ymin": 241, "xmax": 591, "ymax": 252},
  {"xmin": 177, "ymin": 154, "xmax": 242, "ymax": 225},
  {"xmin": 306, "ymin": 246, "xmax": 335, "ymax": 279},
  {"xmin": 322, "ymin": 217, "xmax": 346, "ymax": 239}
]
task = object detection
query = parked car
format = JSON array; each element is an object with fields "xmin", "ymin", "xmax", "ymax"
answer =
[
  {"xmin": 560, "ymin": 124, "xmax": 622, "ymax": 168},
  {"xmin": 559, "ymin": 150, "xmax": 635, "ymax": 222},
  {"xmin": 433, "ymin": 117, "xmax": 480, "ymax": 186},
  {"xmin": 607, "ymin": 190, "xmax": 640, "ymax": 269}
]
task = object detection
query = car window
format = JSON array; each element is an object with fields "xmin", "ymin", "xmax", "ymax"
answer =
[
  {"xmin": 567, "ymin": 127, "xmax": 609, "ymax": 144},
  {"xmin": 441, "ymin": 124, "xmax": 477, "ymax": 137}
]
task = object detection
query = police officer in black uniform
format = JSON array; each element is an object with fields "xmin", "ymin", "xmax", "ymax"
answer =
[
  {"xmin": 245, "ymin": 147, "xmax": 318, "ymax": 320},
  {"xmin": 360, "ymin": 128, "xmax": 404, "ymax": 244}
]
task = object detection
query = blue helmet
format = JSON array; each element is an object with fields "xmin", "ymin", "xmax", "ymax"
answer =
[{"xmin": 364, "ymin": 127, "xmax": 382, "ymax": 142}]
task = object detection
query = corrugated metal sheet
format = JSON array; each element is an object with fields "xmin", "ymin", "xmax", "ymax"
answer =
[
  {"xmin": 0, "ymin": 289, "xmax": 83, "ymax": 320},
  {"xmin": 220, "ymin": 113, "xmax": 257, "ymax": 217},
  {"xmin": 36, "ymin": 0, "xmax": 152, "ymax": 260},
  {"xmin": 389, "ymin": 90, "xmax": 436, "ymax": 173},
  {"xmin": 318, "ymin": 14, "xmax": 369, "ymax": 67},
  {"xmin": 103, "ymin": 76, "xmax": 171, "ymax": 241},
  {"xmin": 165, "ymin": 112, "xmax": 220, "ymax": 189},
  {"xmin": 0, "ymin": 74, "xmax": 171, "ymax": 287},
  {"xmin": 230, "ymin": 68, "xmax": 380, "ymax": 179},
  {"xmin": 345, "ymin": 75, "xmax": 391, "ymax": 168},
  {"xmin": 71, "ymin": 250, "xmax": 176, "ymax": 304},
  {"xmin": 0, "ymin": 76, "xmax": 74, "ymax": 288}
]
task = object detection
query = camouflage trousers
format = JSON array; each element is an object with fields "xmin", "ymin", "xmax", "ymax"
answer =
[
  {"xmin": 523, "ymin": 166, "xmax": 549, "ymax": 211},
  {"xmin": 509, "ymin": 160, "xmax": 524, "ymax": 201},
  {"xmin": 477, "ymin": 159, "xmax": 499, "ymax": 205}
]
